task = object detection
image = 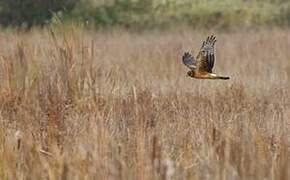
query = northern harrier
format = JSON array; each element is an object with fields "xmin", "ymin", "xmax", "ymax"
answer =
[{"xmin": 182, "ymin": 35, "xmax": 229, "ymax": 80}]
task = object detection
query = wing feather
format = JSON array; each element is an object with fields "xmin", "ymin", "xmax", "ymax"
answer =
[
  {"xmin": 182, "ymin": 52, "xmax": 196, "ymax": 70},
  {"xmin": 196, "ymin": 35, "xmax": 216, "ymax": 73}
]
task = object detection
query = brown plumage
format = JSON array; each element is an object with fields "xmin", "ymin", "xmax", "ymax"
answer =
[{"xmin": 182, "ymin": 35, "xmax": 229, "ymax": 80}]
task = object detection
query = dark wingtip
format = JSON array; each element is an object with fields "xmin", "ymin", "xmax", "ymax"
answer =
[{"xmin": 182, "ymin": 52, "xmax": 191, "ymax": 58}]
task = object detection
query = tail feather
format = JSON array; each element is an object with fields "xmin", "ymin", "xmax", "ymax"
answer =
[
  {"xmin": 217, "ymin": 76, "xmax": 230, "ymax": 80},
  {"xmin": 209, "ymin": 73, "xmax": 230, "ymax": 80}
]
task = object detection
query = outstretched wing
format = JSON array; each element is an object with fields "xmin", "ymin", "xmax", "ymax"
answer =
[
  {"xmin": 182, "ymin": 52, "xmax": 196, "ymax": 70},
  {"xmin": 196, "ymin": 35, "xmax": 216, "ymax": 73}
]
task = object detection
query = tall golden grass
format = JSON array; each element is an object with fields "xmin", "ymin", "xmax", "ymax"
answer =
[{"xmin": 0, "ymin": 27, "xmax": 290, "ymax": 179}]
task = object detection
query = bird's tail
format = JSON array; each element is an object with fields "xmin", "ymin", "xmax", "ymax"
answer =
[
  {"xmin": 208, "ymin": 73, "xmax": 230, "ymax": 80},
  {"xmin": 217, "ymin": 76, "xmax": 230, "ymax": 80}
]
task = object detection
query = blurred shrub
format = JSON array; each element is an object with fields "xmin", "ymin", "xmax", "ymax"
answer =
[
  {"xmin": 69, "ymin": 0, "xmax": 290, "ymax": 30},
  {"xmin": 0, "ymin": 0, "xmax": 78, "ymax": 28},
  {"xmin": 71, "ymin": 0, "xmax": 155, "ymax": 29},
  {"xmin": 273, "ymin": 2, "xmax": 290, "ymax": 26}
]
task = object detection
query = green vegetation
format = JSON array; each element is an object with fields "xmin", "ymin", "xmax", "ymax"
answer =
[
  {"xmin": 0, "ymin": 0, "xmax": 78, "ymax": 28},
  {"xmin": 0, "ymin": 0, "xmax": 290, "ymax": 30},
  {"xmin": 71, "ymin": 0, "xmax": 290, "ymax": 30}
]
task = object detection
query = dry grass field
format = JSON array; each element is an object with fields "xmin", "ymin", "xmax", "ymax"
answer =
[{"xmin": 0, "ymin": 27, "xmax": 290, "ymax": 179}]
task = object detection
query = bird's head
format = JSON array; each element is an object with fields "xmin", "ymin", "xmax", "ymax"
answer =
[{"xmin": 187, "ymin": 71, "xmax": 194, "ymax": 77}]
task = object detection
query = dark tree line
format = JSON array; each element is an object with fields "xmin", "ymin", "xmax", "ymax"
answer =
[{"xmin": 0, "ymin": 0, "xmax": 78, "ymax": 28}]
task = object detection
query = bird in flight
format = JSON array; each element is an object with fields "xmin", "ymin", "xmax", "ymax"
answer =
[{"xmin": 182, "ymin": 35, "xmax": 229, "ymax": 80}]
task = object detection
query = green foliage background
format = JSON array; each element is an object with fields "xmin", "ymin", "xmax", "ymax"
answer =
[
  {"xmin": 0, "ymin": 0, "xmax": 78, "ymax": 28},
  {"xmin": 1, "ymin": 0, "xmax": 290, "ymax": 29}
]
